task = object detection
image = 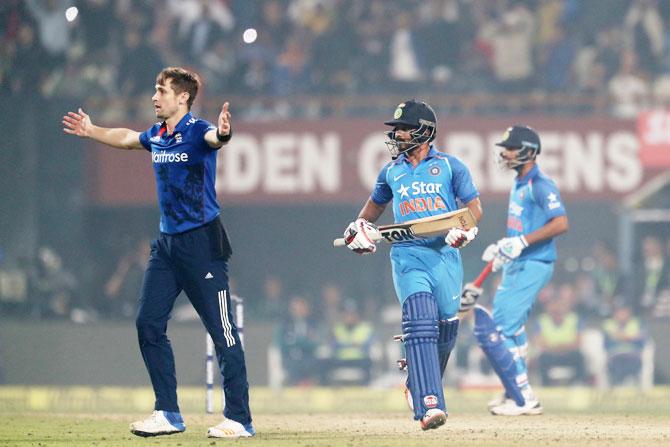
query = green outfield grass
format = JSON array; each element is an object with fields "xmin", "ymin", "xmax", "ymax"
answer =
[{"xmin": 2, "ymin": 386, "xmax": 670, "ymax": 446}]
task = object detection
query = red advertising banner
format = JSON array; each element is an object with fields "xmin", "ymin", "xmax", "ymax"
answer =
[
  {"xmin": 88, "ymin": 117, "xmax": 648, "ymax": 205},
  {"xmin": 638, "ymin": 110, "xmax": 670, "ymax": 167}
]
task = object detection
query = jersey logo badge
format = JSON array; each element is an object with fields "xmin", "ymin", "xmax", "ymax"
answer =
[
  {"xmin": 397, "ymin": 184, "xmax": 410, "ymax": 198},
  {"xmin": 393, "ymin": 173, "xmax": 407, "ymax": 181},
  {"xmin": 547, "ymin": 192, "xmax": 561, "ymax": 209},
  {"xmin": 430, "ymin": 166, "xmax": 440, "ymax": 176},
  {"xmin": 175, "ymin": 133, "xmax": 182, "ymax": 143},
  {"xmin": 205, "ymin": 272, "xmax": 214, "ymax": 279},
  {"xmin": 150, "ymin": 135, "xmax": 160, "ymax": 143}
]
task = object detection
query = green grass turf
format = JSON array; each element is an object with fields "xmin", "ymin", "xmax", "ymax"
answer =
[{"xmin": 2, "ymin": 386, "xmax": 670, "ymax": 446}]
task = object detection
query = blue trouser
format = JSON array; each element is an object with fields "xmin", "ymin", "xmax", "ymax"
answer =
[
  {"xmin": 136, "ymin": 218, "xmax": 252, "ymax": 425},
  {"xmin": 391, "ymin": 244, "xmax": 462, "ymax": 318},
  {"xmin": 492, "ymin": 259, "xmax": 553, "ymax": 389}
]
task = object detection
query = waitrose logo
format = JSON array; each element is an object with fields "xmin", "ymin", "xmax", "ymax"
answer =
[{"xmin": 152, "ymin": 151, "xmax": 189, "ymax": 163}]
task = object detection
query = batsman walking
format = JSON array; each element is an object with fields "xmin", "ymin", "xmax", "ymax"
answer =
[
  {"xmin": 62, "ymin": 67, "xmax": 254, "ymax": 438},
  {"xmin": 474, "ymin": 125, "xmax": 569, "ymax": 416},
  {"xmin": 342, "ymin": 100, "xmax": 482, "ymax": 430}
]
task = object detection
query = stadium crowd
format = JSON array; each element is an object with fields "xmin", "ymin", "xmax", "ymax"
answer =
[{"xmin": 3, "ymin": 0, "xmax": 670, "ymax": 118}]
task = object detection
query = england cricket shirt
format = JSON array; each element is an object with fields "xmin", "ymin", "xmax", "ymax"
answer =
[{"xmin": 139, "ymin": 112, "xmax": 220, "ymax": 234}]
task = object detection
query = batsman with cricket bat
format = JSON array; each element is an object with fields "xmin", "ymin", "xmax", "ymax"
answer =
[
  {"xmin": 473, "ymin": 125, "xmax": 569, "ymax": 416},
  {"xmin": 339, "ymin": 100, "xmax": 482, "ymax": 430}
]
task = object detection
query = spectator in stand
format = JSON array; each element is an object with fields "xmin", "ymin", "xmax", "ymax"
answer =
[
  {"xmin": 533, "ymin": 287, "xmax": 586, "ymax": 386},
  {"xmin": 103, "ymin": 238, "xmax": 151, "ymax": 319},
  {"xmin": 602, "ymin": 299, "xmax": 647, "ymax": 386},
  {"xmin": 637, "ymin": 236, "xmax": 669, "ymax": 316},
  {"xmin": 623, "ymin": 0, "xmax": 665, "ymax": 75},
  {"xmin": 485, "ymin": 0, "xmax": 536, "ymax": 93},
  {"xmin": 573, "ymin": 272, "xmax": 601, "ymax": 325},
  {"xmin": 328, "ymin": 299, "xmax": 376, "ymax": 385},
  {"xmin": 275, "ymin": 295, "xmax": 321, "ymax": 386},
  {"xmin": 591, "ymin": 240, "xmax": 626, "ymax": 317},
  {"xmin": 256, "ymin": 274, "xmax": 285, "ymax": 320},
  {"xmin": 25, "ymin": 0, "xmax": 71, "ymax": 70},
  {"xmin": 608, "ymin": 50, "xmax": 650, "ymax": 118},
  {"xmin": 29, "ymin": 246, "xmax": 78, "ymax": 320}
]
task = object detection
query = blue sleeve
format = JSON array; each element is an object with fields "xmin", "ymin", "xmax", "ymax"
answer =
[
  {"xmin": 196, "ymin": 119, "xmax": 217, "ymax": 150},
  {"xmin": 370, "ymin": 163, "xmax": 393, "ymax": 205},
  {"xmin": 449, "ymin": 156, "xmax": 480, "ymax": 205},
  {"xmin": 139, "ymin": 128, "xmax": 152, "ymax": 151},
  {"xmin": 533, "ymin": 178, "xmax": 566, "ymax": 219}
]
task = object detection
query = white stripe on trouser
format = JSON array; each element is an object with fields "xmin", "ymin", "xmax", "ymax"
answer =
[{"xmin": 218, "ymin": 290, "xmax": 236, "ymax": 347}]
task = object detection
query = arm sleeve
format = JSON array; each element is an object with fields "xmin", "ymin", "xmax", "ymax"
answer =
[
  {"xmin": 533, "ymin": 178, "xmax": 566, "ymax": 219},
  {"xmin": 370, "ymin": 163, "xmax": 393, "ymax": 205},
  {"xmin": 139, "ymin": 128, "xmax": 152, "ymax": 151},
  {"xmin": 450, "ymin": 156, "xmax": 480, "ymax": 204},
  {"xmin": 197, "ymin": 120, "xmax": 218, "ymax": 150}
]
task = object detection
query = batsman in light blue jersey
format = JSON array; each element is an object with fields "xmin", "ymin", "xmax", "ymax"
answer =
[
  {"xmin": 342, "ymin": 100, "xmax": 482, "ymax": 430},
  {"xmin": 474, "ymin": 125, "xmax": 569, "ymax": 416}
]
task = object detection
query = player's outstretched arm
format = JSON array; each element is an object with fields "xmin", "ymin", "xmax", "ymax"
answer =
[
  {"xmin": 205, "ymin": 101, "xmax": 232, "ymax": 148},
  {"xmin": 62, "ymin": 108, "xmax": 142, "ymax": 150}
]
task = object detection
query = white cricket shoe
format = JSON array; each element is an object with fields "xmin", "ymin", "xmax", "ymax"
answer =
[
  {"xmin": 207, "ymin": 418, "xmax": 256, "ymax": 438},
  {"xmin": 487, "ymin": 392, "xmax": 508, "ymax": 410},
  {"xmin": 420, "ymin": 408, "xmax": 447, "ymax": 430},
  {"xmin": 490, "ymin": 388, "xmax": 543, "ymax": 416},
  {"xmin": 130, "ymin": 410, "xmax": 185, "ymax": 437}
]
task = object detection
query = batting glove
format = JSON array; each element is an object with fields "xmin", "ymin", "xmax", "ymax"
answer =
[
  {"xmin": 445, "ymin": 226, "xmax": 478, "ymax": 248},
  {"xmin": 460, "ymin": 282, "xmax": 482, "ymax": 313},
  {"xmin": 491, "ymin": 236, "xmax": 528, "ymax": 271},
  {"xmin": 344, "ymin": 218, "xmax": 380, "ymax": 255}
]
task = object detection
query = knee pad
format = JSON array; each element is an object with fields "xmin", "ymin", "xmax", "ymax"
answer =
[
  {"xmin": 438, "ymin": 317, "xmax": 459, "ymax": 377},
  {"xmin": 473, "ymin": 305, "xmax": 525, "ymax": 406},
  {"xmin": 402, "ymin": 292, "xmax": 445, "ymax": 419}
]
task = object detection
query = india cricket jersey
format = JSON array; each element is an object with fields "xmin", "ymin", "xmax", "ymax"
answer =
[
  {"xmin": 506, "ymin": 165, "xmax": 566, "ymax": 262},
  {"xmin": 370, "ymin": 146, "xmax": 479, "ymax": 316},
  {"xmin": 139, "ymin": 112, "xmax": 220, "ymax": 234},
  {"xmin": 370, "ymin": 146, "xmax": 480, "ymax": 248}
]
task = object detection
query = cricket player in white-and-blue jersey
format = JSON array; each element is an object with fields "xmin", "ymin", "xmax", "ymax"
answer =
[
  {"xmin": 63, "ymin": 67, "xmax": 254, "ymax": 439},
  {"xmin": 342, "ymin": 100, "xmax": 482, "ymax": 430},
  {"xmin": 473, "ymin": 125, "xmax": 569, "ymax": 416}
]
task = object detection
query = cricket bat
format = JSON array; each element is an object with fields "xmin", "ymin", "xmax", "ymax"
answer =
[
  {"xmin": 333, "ymin": 208, "xmax": 476, "ymax": 247},
  {"xmin": 458, "ymin": 261, "xmax": 494, "ymax": 316}
]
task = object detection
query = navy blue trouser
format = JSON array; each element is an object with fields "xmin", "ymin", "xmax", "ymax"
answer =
[{"xmin": 136, "ymin": 218, "xmax": 251, "ymax": 425}]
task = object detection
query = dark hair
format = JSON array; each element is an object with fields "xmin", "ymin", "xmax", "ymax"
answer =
[{"xmin": 156, "ymin": 67, "xmax": 200, "ymax": 109}]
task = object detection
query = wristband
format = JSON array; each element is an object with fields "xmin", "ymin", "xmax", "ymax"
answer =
[{"xmin": 216, "ymin": 128, "xmax": 232, "ymax": 143}]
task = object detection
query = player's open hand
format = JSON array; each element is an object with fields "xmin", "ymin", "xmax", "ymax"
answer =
[
  {"xmin": 63, "ymin": 108, "xmax": 93, "ymax": 137},
  {"xmin": 217, "ymin": 102, "xmax": 231, "ymax": 137}
]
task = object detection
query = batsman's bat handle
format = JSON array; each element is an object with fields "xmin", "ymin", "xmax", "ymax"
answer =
[
  {"xmin": 333, "ymin": 238, "xmax": 346, "ymax": 247},
  {"xmin": 473, "ymin": 261, "xmax": 494, "ymax": 287}
]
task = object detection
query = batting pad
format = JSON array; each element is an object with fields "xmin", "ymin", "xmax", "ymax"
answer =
[
  {"xmin": 438, "ymin": 317, "xmax": 459, "ymax": 377},
  {"xmin": 473, "ymin": 305, "xmax": 525, "ymax": 407},
  {"xmin": 402, "ymin": 292, "xmax": 445, "ymax": 420}
]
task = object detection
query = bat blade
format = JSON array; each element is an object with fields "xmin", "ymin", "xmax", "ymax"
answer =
[{"xmin": 333, "ymin": 208, "xmax": 476, "ymax": 247}]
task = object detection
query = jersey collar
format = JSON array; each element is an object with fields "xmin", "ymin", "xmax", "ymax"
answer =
[
  {"xmin": 398, "ymin": 145, "xmax": 438, "ymax": 164},
  {"xmin": 515, "ymin": 164, "xmax": 539, "ymax": 185},
  {"xmin": 160, "ymin": 112, "xmax": 193, "ymax": 136}
]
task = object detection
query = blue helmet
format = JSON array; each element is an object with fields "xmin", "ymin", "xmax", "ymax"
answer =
[
  {"xmin": 495, "ymin": 125, "xmax": 541, "ymax": 170},
  {"xmin": 384, "ymin": 100, "xmax": 437, "ymax": 158}
]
